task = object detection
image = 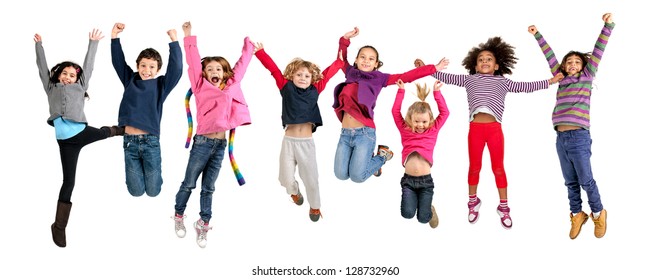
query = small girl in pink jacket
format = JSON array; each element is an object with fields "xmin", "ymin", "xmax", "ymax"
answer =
[
  {"xmin": 172, "ymin": 21, "xmax": 255, "ymax": 248},
  {"xmin": 392, "ymin": 79, "xmax": 449, "ymax": 228}
]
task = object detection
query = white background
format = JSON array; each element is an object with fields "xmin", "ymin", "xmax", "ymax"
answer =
[{"xmin": 1, "ymin": 1, "xmax": 646, "ymax": 279}]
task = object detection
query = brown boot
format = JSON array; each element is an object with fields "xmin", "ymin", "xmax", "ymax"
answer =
[
  {"xmin": 51, "ymin": 201, "xmax": 72, "ymax": 247},
  {"xmin": 102, "ymin": 125, "xmax": 125, "ymax": 137}
]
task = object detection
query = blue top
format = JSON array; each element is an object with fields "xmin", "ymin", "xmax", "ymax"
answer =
[{"xmin": 111, "ymin": 38, "xmax": 183, "ymax": 136}]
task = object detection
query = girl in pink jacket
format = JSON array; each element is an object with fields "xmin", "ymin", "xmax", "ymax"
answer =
[{"xmin": 172, "ymin": 22, "xmax": 255, "ymax": 248}]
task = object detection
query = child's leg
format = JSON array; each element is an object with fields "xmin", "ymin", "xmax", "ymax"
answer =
[
  {"xmin": 295, "ymin": 138, "xmax": 320, "ymax": 209},
  {"xmin": 556, "ymin": 132, "xmax": 585, "ymax": 213},
  {"xmin": 467, "ymin": 123, "xmax": 487, "ymax": 193},
  {"xmin": 348, "ymin": 128, "xmax": 383, "ymax": 183},
  {"xmin": 559, "ymin": 130, "xmax": 603, "ymax": 213},
  {"xmin": 485, "ymin": 122, "xmax": 507, "ymax": 190},
  {"xmin": 400, "ymin": 175, "xmax": 418, "ymax": 219},
  {"xmin": 57, "ymin": 139, "xmax": 82, "ymax": 203},
  {"xmin": 334, "ymin": 130, "xmax": 353, "ymax": 180},
  {"xmin": 198, "ymin": 138, "xmax": 226, "ymax": 223},
  {"xmin": 416, "ymin": 177, "xmax": 434, "ymax": 224},
  {"xmin": 174, "ymin": 135, "xmax": 213, "ymax": 217},
  {"xmin": 142, "ymin": 135, "xmax": 163, "ymax": 197},
  {"xmin": 123, "ymin": 135, "xmax": 146, "ymax": 197},
  {"xmin": 279, "ymin": 137, "xmax": 300, "ymax": 196}
]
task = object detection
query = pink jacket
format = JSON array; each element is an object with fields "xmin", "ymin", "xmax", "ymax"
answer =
[{"xmin": 184, "ymin": 36, "xmax": 254, "ymax": 135}]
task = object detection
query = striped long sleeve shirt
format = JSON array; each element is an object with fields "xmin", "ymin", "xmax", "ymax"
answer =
[
  {"xmin": 432, "ymin": 72, "xmax": 549, "ymax": 123},
  {"xmin": 533, "ymin": 22, "xmax": 615, "ymax": 129}
]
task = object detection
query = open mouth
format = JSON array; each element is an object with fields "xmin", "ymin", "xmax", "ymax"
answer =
[{"xmin": 211, "ymin": 77, "xmax": 219, "ymax": 83}]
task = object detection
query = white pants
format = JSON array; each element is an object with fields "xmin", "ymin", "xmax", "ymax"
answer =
[{"xmin": 279, "ymin": 136, "xmax": 320, "ymax": 209}]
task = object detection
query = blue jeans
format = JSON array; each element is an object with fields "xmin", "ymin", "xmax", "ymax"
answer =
[
  {"xmin": 556, "ymin": 129, "xmax": 603, "ymax": 213},
  {"xmin": 400, "ymin": 174, "xmax": 434, "ymax": 223},
  {"xmin": 123, "ymin": 134, "xmax": 163, "ymax": 197},
  {"xmin": 174, "ymin": 135, "xmax": 226, "ymax": 222},
  {"xmin": 333, "ymin": 127, "xmax": 385, "ymax": 183}
]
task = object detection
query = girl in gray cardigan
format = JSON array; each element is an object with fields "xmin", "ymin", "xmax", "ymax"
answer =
[{"xmin": 35, "ymin": 29, "xmax": 123, "ymax": 248}]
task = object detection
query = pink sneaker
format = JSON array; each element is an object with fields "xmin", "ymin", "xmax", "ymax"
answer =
[
  {"xmin": 468, "ymin": 197, "xmax": 481, "ymax": 223},
  {"xmin": 496, "ymin": 205, "xmax": 513, "ymax": 229}
]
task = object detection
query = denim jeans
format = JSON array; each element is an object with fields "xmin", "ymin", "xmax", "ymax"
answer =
[
  {"xmin": 123, "ymin": 134, "xmax": 163, "ymax": 197},
  {"xmin": 556, "ymin": 129, "xmax": 603, "ymax": 213},
  {"xmin": 174, "ymin": 135, "xmax": 227, "ymax": 223},
  {"xmin": 400, "ymin": 174, "xmax": 434, "ymax": 223},
  {"xmin": 333, "ymin": 127, "xmax": 385, "ymax": 183}
]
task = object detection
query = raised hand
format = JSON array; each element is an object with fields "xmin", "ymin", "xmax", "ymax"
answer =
[
  {"xmin": 182, "ymin": 21, "xmax": 191, "ymax": 37},
  {"xmin": 433, "ymin": 80, "xmax": 443, "ymax": 91},
  {"xmin": 34, "ymin": 33, "xmax": 42, "ymax": 43},
  {"xmin": 602, "ymin": 13, "xmax": 613, "ymax": 23},
  {"xmin": 414, "ymin": 58, "xmax": 424, "ymax": 67},
  {"xmin": 254, "ymin": 42, "xmax": 264, "ymax": 53},
  {"xmin": 112, "ymin": 23, "xmax": 125, "ymax": 38},
  {"xmin": 343, "ymin": 27, "xmax": 359, "ymax": 40},
  {"xmin": 168, "ymin": 29, "xmax": 178, "ymax": 41},
  {"xmin": 396, "ymin": 79, "xmax": 405, "ymax": 90},
  {"xmin": 528, "ymin": 25, "xmax": 537, "ymax": 35},
  {"xmin": 435, "ymin": 57, "xmax": 449, "ymax": 71},
  {"xmin": 89, "ymin": 28, "xmax": 104, "ymax": 41}
]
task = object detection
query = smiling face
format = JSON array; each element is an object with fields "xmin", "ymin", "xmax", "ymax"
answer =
[
  {"xmin": 354, "ymin": 47, "xmax": 380, "ymax": 72},
  {"xmin": 203, "ymin": 61, "xmax": 224, "ymax": 86},
  {"xmin": 475, "ymin": 50, "xmax": 499, "ymax": 75},
  {"xmin": 291, "ymin": 67, "xmax": 313, "ymax": 89},
  {"xmin": 562, "ymin": 54, "xmax": 584, "ymax": 76},
  {"xmin": 58, "ymin": 66, "xmax": 78, "ymax": 85},
  {"xmin": 137, "ymin": 58, "xmax": 159, "ymax": 80},
  {"xmin": 410, "ymin": 112, "xmax": 432, "ymax": 133}
]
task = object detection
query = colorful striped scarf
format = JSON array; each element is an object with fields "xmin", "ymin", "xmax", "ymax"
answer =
[{"xmin": 185, "ymin": 88, "xmax": 246, "ymax": 186}]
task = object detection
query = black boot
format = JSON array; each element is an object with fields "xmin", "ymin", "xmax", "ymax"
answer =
[{"xmin": 51, "ymin": 201, "xmax": 72, "ymax": 248}]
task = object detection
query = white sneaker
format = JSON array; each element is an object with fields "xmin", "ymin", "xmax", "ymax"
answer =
[
  {"xmin": 172, "ymin": 214, "xmax": 186, "ymax": 238},
  {"xmin": 194, "ymin": 219, "xmax": 212, "ymax": 248}
]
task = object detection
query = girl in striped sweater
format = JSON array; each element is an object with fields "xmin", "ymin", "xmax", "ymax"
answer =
[
  {"xmin": 528, "ymin": 13, "xmax": 615, "ymax": 239},
  {"xmin": 415, "ymin": 37, "xmax": 563, "ymax": 229}
]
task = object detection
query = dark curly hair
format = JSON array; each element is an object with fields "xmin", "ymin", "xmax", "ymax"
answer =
[
  {"xmin": 50, "ymin": 61, "xmax": 89, "ymax": 99},
  {"xmin": 462, "ymin": 37, "xmax": 517, "ymax": 76}
]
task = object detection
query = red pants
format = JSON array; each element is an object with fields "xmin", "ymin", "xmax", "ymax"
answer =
[{"xmin": 467, "ymin": 122, "xmax": 507, "ymax": 189}]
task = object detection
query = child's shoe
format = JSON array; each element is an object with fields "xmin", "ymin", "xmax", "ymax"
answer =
[
  {"xmin": 291, "ymin": 193, "xmax": 304, "ymax": 206},
  {"xmin": 591, "ymin": 209, "xmax": 607, "ymax": 238},
  {"xmin": 373, "ymin": 145, "xmax": 394, "ymax": 177},
  {"xmin": 309, "ymin": 208, "xmax": 322, "ymax": 222},
  {"xmin": 429, "ymin": 205, "xmax": 439, "ymax": 228},
  {"xmin": 194, "ymin": 219, "xmax": 212, "ymax": 248},
  {"xmin": 377, "ymin": 145, "xmax": 394, "ymax": 161},
  {"xmin": 467, "ymin": 197, "xmax": 481, "ymax": 223},
  {"xmin": 172, "ymin": 213, "xmax": 186, "ymax": 238},
  {"xmin": 569, "ymin": 211, "xmax": 589, "ymax": 239},
  {"xmin": 496, "ymin": 205, "xmax": 513, "ymax": 229}
]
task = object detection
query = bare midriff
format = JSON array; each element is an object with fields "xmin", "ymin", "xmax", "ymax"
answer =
[
  {"xmin": 556, "ymin": 125, "xmax": 582, "ymax": 132},
  {"xmin": 341, "ymin": 112, "xmax": 365, "ymax": 128},
  {"xmin": 285, "ymin": 123, "xmax": 314, "ymax": 138},
  {"xmin": 471, "ymin": 112, "xmax": 497, "ymax": 123},
  {"xmin": 405, "ymin": 153, "xmax": 432, "ymax": 176}
]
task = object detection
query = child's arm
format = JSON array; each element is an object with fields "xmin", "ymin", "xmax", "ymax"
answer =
[
  {"xmin": 391, "ymin": 79, "xmax": 407, "ymax": 128},
  {"xmin": 386, "ymin": 57, "xmax": 448, "ymax": 85},
  {"xmin": 528, "ymin": 25, "xmax": 561, "ymax": 76},
  {"xmin": 253, "ymin": 43, "xmax": 288, "ymax": 90},
  {"xmin": 110, "ymin": 23, "xmax": 133, "ymax": 86},
  {"xmin": 585, "ymin": 13, "xmax": 615, "ymax": 77},
  {"xmin": 314, "ymin": 50, "xmax": 345, "ymax": 93},
  {"xmin": 415, "ymin": 58, "xmax": 467, "ymax": 87},
  {"xmin": 431, "ymin": 80, "xmax": 449, "ymax": 130},
  {"xmin": 338, "ymin": 27, "xmax": 358, "ymax": 71},
  {"xmin": 81, "ymin": 28, "xmax": 103, "ymax": 91},
  {"xmin": 162, "ymin": 28, "xmax": 183, "ymax": 94},
  {"xmin": 231, "ymin": 37, "xmax": 256, "ymax": 83},
  {"xmin": 34, "ymin": 33, "xmax": 50, "ymax": 92},
  {"xmin": 182, "ymin": 21, "xmax": 203, "ymax": 92}
]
